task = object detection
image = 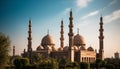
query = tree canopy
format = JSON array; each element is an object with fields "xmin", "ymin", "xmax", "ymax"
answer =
[{"xmin": 0, "ymin": 32, "xmax": 10, "ymax": 69}]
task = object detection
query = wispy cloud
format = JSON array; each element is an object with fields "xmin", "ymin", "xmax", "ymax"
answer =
[
  {"xmin": 80, "ymin": 0, "xmax": 117, "ymax": 20},
  {"xmin": 109, "ymin": 0, "xmax": 117, "ymax": 5},
  {"xmin": 81, "ymin": 10, "xmax": 100, "ymax": 20},
  {"xmin": 102, "ymin": 0, "xmax": 117, "ymax": 11},
  {"xmin": 104, "ymin": 9, "xmax": 120, "ymax": 23},
  {"xmin": 76, "ymin": 0, "xmax": 93, "ymax": 8}
]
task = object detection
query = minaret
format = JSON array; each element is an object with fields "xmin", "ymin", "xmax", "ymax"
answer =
[
  {"xmin": 68, "ymin": 10, "xmax": 74, "ymax": 62},
  {"xmin": 27, "ymin": 19, "xmax": 32, "ymax": 52},
  {"xmin": 99, "ymin": 16, "xmax": 104, "ymax": 60},
  {"xmin": 13, "ymin": 46, "xmax": 15, "ymax": 56},
  {"xmin": 60, "ymin": 20, "xmax": 64, "ymax": 48}
]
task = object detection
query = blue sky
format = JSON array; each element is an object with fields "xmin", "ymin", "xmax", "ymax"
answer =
[{"xmin": 0, "ymin": 0, "xmax": 120, "ymax": 58}]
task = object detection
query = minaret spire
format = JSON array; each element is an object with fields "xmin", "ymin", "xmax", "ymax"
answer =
[
  {"xmin": 13, "ymin": 45, "xmax": 15, "ymax": 56},
  {"xmin": 68, "ymin": 10, "xmax": 74, "ymax": 62},
  {"xmin": 60, "ymin": 20, "xmax": 64, "ymax": 48},
  {"xmin": 99, "ymin": 16, "xmax": 104, "ymax": 60},
  {"xmin": 68, "ymin": 10, "xmax": 74, "ymax": 47},
  {"xmin": 27, "ymin": 19, "xmax": 32, "ymax": 52}
]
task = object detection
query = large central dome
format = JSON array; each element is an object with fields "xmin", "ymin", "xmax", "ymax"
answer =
[
  {"xmin": 74, "ymin": 34, "xmax": 86, "ymax": 46},
  {"xmin": 41, "ymin": 34, "xmax": 55, "ymax": 46}
]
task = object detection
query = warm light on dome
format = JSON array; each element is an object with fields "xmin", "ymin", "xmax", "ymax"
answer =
[
  {"xmin": 74, "ymin": 34, "xmax": 86, "ymax": 46},
  {"xmin": 41, "ymin": 34, "xmax": 55, "ymax": 46}
]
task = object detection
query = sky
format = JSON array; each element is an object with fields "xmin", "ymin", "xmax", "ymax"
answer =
[{"xmin": 0, "ymin": 0, "xmax": 120, "ymax": 58}]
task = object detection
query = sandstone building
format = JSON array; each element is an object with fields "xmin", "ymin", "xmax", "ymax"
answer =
[{"xmin": 22, "ymin": 10, "xmax": 104, "ymax": 63}]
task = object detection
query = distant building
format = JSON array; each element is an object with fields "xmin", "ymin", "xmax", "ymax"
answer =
[
  {"xmin": 21, "ymin": 10, "xmax": 104, "ymax": 63},
  {"xmin": 114, "ymin": 52, "xmax": 120, "ymax": 59}
]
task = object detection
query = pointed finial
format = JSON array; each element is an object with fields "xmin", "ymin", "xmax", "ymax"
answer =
[
  {"xmin": 61, "ymin": 19, "xmax": 63, "ymax": 23},
  {"xmin": 13, "ymin": 45, "xmax": 15, "ymax": 56},
  {"xmin": 77, "ymin": 28, "xmax": 79, "ymax": 34},
  {"xmin": 100, "ymin": 14, "xmax": 103, "ymax": 21},
  {"xmin": 70, "ymin": 8, "xmax": 72, "ymax": 16},
  {"xmin": 24, "ymin": 49, "xmax": 26, "ymax": 53},
  {"xmin": 29, "ymin": 17, "xmax": 32, "ymax": 24}
]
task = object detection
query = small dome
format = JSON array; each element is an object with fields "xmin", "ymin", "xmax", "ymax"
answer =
[
  {"xmin": 73, "ymin": 46, "xmax": 78, "ymax": 51},
  {"xmin": 36, "ymin": 45, "xmax": 44, "ymax": 51},
  {"xmin": 63, "ymin": 46, "xmax": 69, "ymax": 51},
  {"xmin": 41, "ymin": 34, "xmax": 55, "ymax": 46},
  {"xmin": 52, "ymin": 46, "xmax": 57, "ymax": 51},
  {"xmin": 80, "ymin": 46, "xmax": 86, "ymax": 50},
  {"xmin": 74, "ymin": 34, "xmax": 86, "ymax": 46},
  {"xmin": 87, "ymin": 46, "xmax": 94, "ymax": 51},
  {"xmin": 58, "ymin": 47, "xmax": 63, "ymax": 51},
  {"xmin": 45, "ymin": 45, "xmax": 52, "ymax": 51}
]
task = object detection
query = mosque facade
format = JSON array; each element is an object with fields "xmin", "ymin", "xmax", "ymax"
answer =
[{"xmin": 21, "ymin": 10, "xmax": 104, "ymax": 63}]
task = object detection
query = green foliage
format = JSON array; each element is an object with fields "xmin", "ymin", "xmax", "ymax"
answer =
[
  {"xmin": 105, "ymin": 58, "xmax": 120, "ymax": 69},
  {"xmin": 95, "ymin": 58, "xmax": 102, "ymax": 69},
  {"xmin": 13, "ymin": 57, "xmax": 29, "ymax": 69},
  {"xmin": 106, "ymin": 64, "xmax": 115, "ymax": 69},
  {"xmin": 66, "ymin": 62, "xmax": 79, "ymax": 69},
  {"xmin": 59, "ymin": 57, "xmax": 67, "ymax": 69},
  {"xmin": 22, "ymin": 64, "xmax": 37, "ymax": 69},
  {"xmin": 80, "ymin": 62, "xmax": 90, "ymax": 69},
  {"xmin": 32, "ymin": 53, "xmax": 42, "ymax": 64},
  {"xmin": 4, "ymin": 65, "xmax": 15, "ymax": 69},
  {"xmin": 39, "ymin": 58, "xmax": 58, "ymax": 69},
  {"xmin": 90, "ymin": 62, "xmax": 95, "ymax": 69},
  {"xmin": 0, "ymin": 32, "xmax": 10, "ymax": 69}
]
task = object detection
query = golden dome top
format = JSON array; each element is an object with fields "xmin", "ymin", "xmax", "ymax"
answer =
[
  {"xmin": 74, "ymin": 34, "xmax": 86, "ymax": 46},
  {"xmin": 41, "ymin": 34, "xmax": 55, "ymax": 46}
]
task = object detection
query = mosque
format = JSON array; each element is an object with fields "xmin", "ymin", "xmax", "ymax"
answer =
[{"xmin": 21, "ymin": 10, "xmax": 104, "ymax": 63}]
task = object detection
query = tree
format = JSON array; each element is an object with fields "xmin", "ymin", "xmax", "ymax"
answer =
[
  {"xmin": 95, "ymin": 58, "xmax": 102, "ymax": 69},
  {"xmin": 13, "ymin": 57, "xmax": 29, "ymax": 69},
  {"xmin": 59, "ymin": 57, "xmax": 67, "ymax": 69},
  {"xmin": 106, "ymin": 64, "xmax": 115, "ymax": 69},
  {"xmin": 90, "ymin": 62, "xmax": 95, "ymax": 69},
  {"xmin": 0, "ymin": 32, "xmax": 10, "ymax": 69},
  {"xmin": 39, "ymin": 58, "xmax": 58, "ymax": 69},
  {"xmin": 80, "ymin": 62, "xmax": 90, "ymax": 69},
  {"xmin": 66, "ymin": 62, "xmax": 79, "ymax": 69},
  {"xmin": 31, "ymin": 53, "xmax": 42, "ymax": 64}
]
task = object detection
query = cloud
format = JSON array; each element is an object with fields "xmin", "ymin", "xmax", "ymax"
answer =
[
  {"xmin": 62, "ymin": 8, "xmax": 71, "ymax": 16},
  {"xmin": 81, "ymin": 10, "xmax": 100, "ymax": 20},
  {"xmin": 76, "ymin": 0, "xmax": 93, "ymax": 8},
  {"xmin": 109, "ymin": 0, "xmax": 117, "ymax": 6},
  {"xmin": 102, "ymin": 0, "xmax": 117, "ymax": 11},
  {"xmin": 104, "ymin": 9, "xmax": 120, "ymax": 23},
  {"xmin": 80, "ymin": 0, "xmax": 117, "ymax": 20}
]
